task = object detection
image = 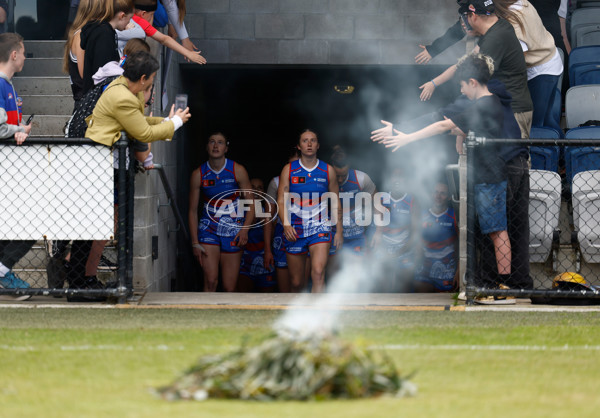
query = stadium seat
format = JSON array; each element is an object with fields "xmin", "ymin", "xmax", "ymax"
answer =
[
  {"xmin": 572, "ymin": 170, "xmax": 600, "ymax": 263},
  {"xmin": 529, "ymin": 126, "xmax": 561, "ymax": 172},
  {"xmin": 564, "ymin": 127, "xmax": 600, "ymax": 185},
  {"xmin": 568, "ymin": 46, "xmax": 600, "ymax": 86},
  {"xmin": 570, "ymin": 8, "xmax": 600, "ymax": 48},
  {"xmin": 565, "ymin": 85, "xmax": 600, "ymax": 129},
  {"xmin": 529, "ymin": 170, "xmax": 561, "ymax": 264}
]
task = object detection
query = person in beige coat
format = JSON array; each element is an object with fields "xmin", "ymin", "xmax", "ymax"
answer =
[{"xmin": 85, "ymin": 50, "xmax": 190, "ymax": 147}]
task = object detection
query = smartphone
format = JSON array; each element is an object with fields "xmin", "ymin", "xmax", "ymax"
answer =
[{"xmin": 26, "ymin": 114, "xmax": 35, "ymax": 125}]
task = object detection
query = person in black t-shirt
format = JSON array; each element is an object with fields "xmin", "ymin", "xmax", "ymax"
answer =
[{"xmin": 372, "ymin": 52, "xmax": 513, "ymax": 292}]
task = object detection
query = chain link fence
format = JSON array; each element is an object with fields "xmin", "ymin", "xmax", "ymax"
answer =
[
  {"xmin": 465, "ymin": 133, "xmax": 600, "ymax": 304},
  {"xmin": 0, "ymin": 136, "xmax": 135, "ymax": 302}
]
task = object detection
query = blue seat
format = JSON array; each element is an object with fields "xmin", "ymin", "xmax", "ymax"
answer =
[
  {"xmin": 564, "ymin": 126, "xmax": 600, "ymax": 185},
  {"xmin": 569, "ymin": 46, "xmax": 600, "ymax": 86},
  {"xmin": 530, "ymin": 126, "xmax": 561, "ymax": 172}
]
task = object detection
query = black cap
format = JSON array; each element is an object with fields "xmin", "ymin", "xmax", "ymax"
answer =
[{"xmin": 463, "ymin": 0, "xmax": 495, "ymax": 15}]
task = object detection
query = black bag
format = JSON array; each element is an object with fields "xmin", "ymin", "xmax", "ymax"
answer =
[{"xmin": 66, "ymin": 76, "xmax": 118, "ymax": 138}]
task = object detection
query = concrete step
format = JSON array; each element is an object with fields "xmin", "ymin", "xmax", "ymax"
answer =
[
  {"xmin": 19, "ymin": 58, "xmax": 64, "ymax": 77},
  {"xmin": 13, "ymin": 76, "xmax": 72, "ymax": 96},
  {"xmin": 24, "ymin": 114, "xmax": 70, "ymax": 137},
  {"xmin": 21, "ymin": 94, "xmax": 74, "ymax": 116},
  {"xmin": 24, "ymin": 40, "xmax": 66, "ymax": 59}
]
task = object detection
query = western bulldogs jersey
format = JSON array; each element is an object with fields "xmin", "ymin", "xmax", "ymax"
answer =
[
  {"xmin": 381, "ymin": 192, "xmax": 414, "ymax": 249},
  {"xmin": 418, "ymin": 207, "xmax": 458, "ymax": 280},
  {"xmin": 0, "ymin": 77, "xmax": 22, "ymax": 126},
  {"xmin": 288, "ymin": 159, "xmax": 331, "ymax": 238},
  {"xmin": 198, "ymin": 159, "xmax": 243, "ymax": 237},
  {"xmin": 339, "ymin": 169, "xmax": 366, "ymax": 239}
]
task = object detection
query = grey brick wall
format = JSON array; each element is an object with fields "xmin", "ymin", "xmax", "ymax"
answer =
[{"xmin": 182, "ymin": 0, "xmax": 463, "ymax": 65}]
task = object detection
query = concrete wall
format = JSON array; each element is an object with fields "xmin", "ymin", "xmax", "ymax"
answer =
[
  {"xmin": 183, "ymin": 0, "xmax": 465, "ymax": 65},
  {"xmin": 134, "ymin": 0, "xmax": 465, "ymax": 292}
]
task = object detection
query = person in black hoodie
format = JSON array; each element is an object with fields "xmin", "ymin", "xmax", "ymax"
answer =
[{"xmin": 80, "ymin": 0, "xmax": 134, "ymax": 94}]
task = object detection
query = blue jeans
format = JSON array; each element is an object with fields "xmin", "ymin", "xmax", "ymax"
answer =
[{"xmin": 528, "ymin": 74, "xmax": 561, "ymax": 132}]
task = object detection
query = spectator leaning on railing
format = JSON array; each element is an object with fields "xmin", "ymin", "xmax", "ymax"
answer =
[{"xmin": 0, "ymin": 33, "xmax": 35, "ymax": 299}]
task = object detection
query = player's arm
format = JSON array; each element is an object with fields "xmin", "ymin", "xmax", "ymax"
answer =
[
  {"xmin": 150, "ymin": 30, "xmax": 206, "ymax": 65},
  {"xmin": 277, "ymin": 164, "xmax": 297, "ymax": 242},
  {"xmin": 234, "ymin": 163, "xmax": 253, "ymax": 247},
  {"xmin": 419, "ymin": 63, "xmax": 457, "ymax": 101},
  {"xmin": 188, "ymin": 169, "xmax": 206, "ymax": 266},
  {"xmin": 379, "ymin": 118, "xmax": 459, "ymax": 152},
  {"xmin": 328, "ymin": 164, "xmax": 343, "ymax": 249}
]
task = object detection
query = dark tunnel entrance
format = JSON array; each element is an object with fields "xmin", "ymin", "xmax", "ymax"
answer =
[{"xmin": 174, "ymin": 64, "xmax": 461, "ymax": 291}]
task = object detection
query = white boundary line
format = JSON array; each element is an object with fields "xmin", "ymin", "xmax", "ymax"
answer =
[
  {"xmin": 465, "ymin": 306, "xmax": 600, "ymax": 312},
  {"xmin": 373, "ymin": 344, "xmax": 600, "ymax": 351}
]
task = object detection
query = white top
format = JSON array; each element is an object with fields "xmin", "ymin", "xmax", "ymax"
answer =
[
  {"xmin": 558, "ymin": 0, "xmax": 568, "ymax": 19},
  {"xmin": 162, "ymin": 0, "xmax": 189, "ymax": 40},
  {"xmin": 511, "ymin": 1, "xmax": 564, "ymax": 80}
]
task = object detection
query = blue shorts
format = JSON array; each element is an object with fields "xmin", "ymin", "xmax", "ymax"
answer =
[
  {"xmin": 285, "ymin": 231, "xmax": 332, "ymax": 255},
  {"xmin": 198, "ymin": 229, "xmax": 242, "ymax": 253},
  {"xmin": 475, "ymin": 180, "xmax": 507, "ymax": 234},
  {"xmin": 272, "ymin": 223, "xmax": 288, "ymax": 268},
  {"xmin": 239, "ymin": 253, "xmax": 276, "ymax": 288}
]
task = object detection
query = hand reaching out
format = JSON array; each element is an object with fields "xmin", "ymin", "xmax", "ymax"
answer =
[
  {"xmin": 371, "ymin": 120, "xmax": 393, "ymax": 143},
  {"xmin": 414, "ymin": 45, "xmax": 432, "ymax": 65},
  {"xmin": 419, "ymin": 81, "xmax": 436, "ymax": 101},
  {"xmin": 381, "ymin": 128, "xmax": 411, "ymax": 152}
]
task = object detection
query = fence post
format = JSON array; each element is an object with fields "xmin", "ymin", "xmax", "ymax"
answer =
[
  {"xmin": 465, "ymin": 131, "xmax": 477, "ymax": 305},
  {"xmin": 117, "ymin": 133, "xmax": 129, "ymax": 303},
  {"xmin": 126, "ymin": 138, "xmax": 135, "ymax": 293}
]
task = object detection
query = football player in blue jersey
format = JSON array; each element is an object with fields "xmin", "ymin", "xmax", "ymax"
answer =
[
  {"xmin": 188, "ymin": 133, "xmax": 255, "ymax": 292},
  {"xmin": 414, "ymin": 180, "xmax": 459, "ymax": 292},
  {"xmin": 277, "ymin": 129, "xmax": 343, "ymax": 293}
]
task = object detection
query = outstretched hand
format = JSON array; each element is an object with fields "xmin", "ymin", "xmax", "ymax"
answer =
[
  {"xmin": 381, "ymin": 128, "xmax": 410, "ymax": 152},
  {"xmin": 371, "ymin": 120, "xmax": 393, "ymax": 143},
  {"xmin": 414, "ymin": 45, "xmax": 432, "ymax": 65},
  {"xmin": 186, "ymin": 50, "xmax": 207, "ymax": 65},
  {"xmin": 419, "ymin": 81, "xmax": 435, "ymax": 101}
]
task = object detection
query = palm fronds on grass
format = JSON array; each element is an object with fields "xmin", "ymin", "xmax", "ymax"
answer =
[{"xmin": 157, "ymin": 331, "xmax": 416, "ymax": 401}]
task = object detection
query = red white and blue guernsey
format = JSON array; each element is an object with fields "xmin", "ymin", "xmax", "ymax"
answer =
[
  {"xmin": 197, "ymin": 159, "xmax": 244, "ymax": 249},
  {"xmin": 380, "ymin": 192, "xmax": 415, "ymax": 267},
  {"xmin": 415, "ymin": 207, "xmax": 458, "ymax": 291},
  {"xmin": 0, "ymin": 75, "xmax": 23, "ymax": 127},
  {"xmin": 285, "ymin": 159, "xmax": 332, "ymax": 254},
  {"xmin": 267, "ymin": 176, "xmax": 288, "ymax": 268},
  {"xmin": 288, "ymin": 159, "xmax": 331, "ymax": 237}
]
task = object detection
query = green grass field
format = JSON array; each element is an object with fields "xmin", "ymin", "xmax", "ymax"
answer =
[{"xmin": 2, "ymin": 308, "xmax": 600, "ymax": 418}]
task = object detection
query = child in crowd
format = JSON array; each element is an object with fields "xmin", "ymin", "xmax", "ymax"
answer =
[
  {"xmin": 80, "ymin": 0, "xmax": 135, "ymax": 94},
  {"xmin": 116, "ymin": 0, "xmax": 205, "ymax": 64}
]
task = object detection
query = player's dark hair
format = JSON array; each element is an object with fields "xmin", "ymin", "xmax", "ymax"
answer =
[
  {"xmin": 207, "ymin": 132, "xmax": 230, "ymax": 146},
  {"xmin": 298, "ymin": 128, "xmax": 318, "ymax": 144},
  {"xmin": 330, "ymin": 145, "xmax": 348, "ymax": 169}
]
